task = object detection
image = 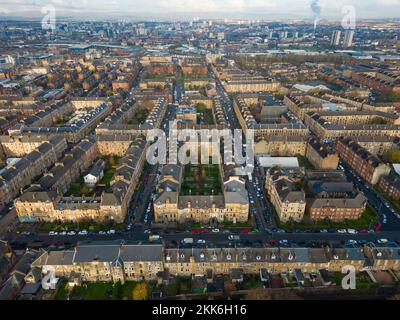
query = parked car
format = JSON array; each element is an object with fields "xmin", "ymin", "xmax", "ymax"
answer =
[
  {"xmin": 377, "ymin": 239, "xmax": 389, "ymax": 244},
  {"xmin": 374, "ymin": 223, "xmax": 383, "ymax": 233},
  {"xmin": 228, "ymin": 235, "xmax": 240, "ymax": 241},
  {"xmin": 268, "ymin": 239, "xmax": 278, "ymax": 246}
]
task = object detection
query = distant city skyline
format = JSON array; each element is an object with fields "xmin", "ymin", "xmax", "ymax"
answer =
[{"xmin": 0, "ymin": 0, "xmax": 400, "ymax": 20}]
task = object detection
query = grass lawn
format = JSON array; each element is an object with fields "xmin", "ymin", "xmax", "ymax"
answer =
[
  {"xmin": 131, "ymin": 107, "xmax": 150, "ymax": 125},
  {"xmin": 99, "ymin": 156, "xmax": 121, "ymax": 187},
  {"xmin": 198, "ymin": 108, "xmax": 215, "ymax": 125},
  {"xmin": 331, "ymin": 272, "xmax": 343, "ymax": 286},
  {"xmin": 330, "ymin": 271, "xmax": 378, "ymax": 289},
  {"xmin": 242, "ymin": 274, "xmax": 263, "ymax": 290},
  {"xmin": 65, "ymin": 156, "xmax": 121, "ymax": 196},
  {"xmin": 54, "ymin": 280, "xmax": 69, "ymax": 300},
  {"xmin": 176, "ymin": 277, "xmax": 192, "ymax": 295},
  {"xmin": 274, "ymin": 206, "xmax": 379, "ymax": 230},
  {"xmin": 196, "ymin": 103, "xmax": 215, "ymax": 125},
  {"xmin": 180, "ymin": 164, "xmax": 222, "ymax": 196},
  {"xmin": 99, "ymin": 168, "xmax": 116, "ymax": 187},
  {"xmin": 35, "ymin": 220, "xmax": 125, "ymax": 233},
  {"xmin": 69, "ymin": 281, "xmax": 145, "ymax": 300},
  {"xmin": 164, "ymin": 281, "xmax": 178, "ymax": 297},
  {"xmin": 284, "ymin": 282, "xmax": 298, "ymax": 288},
  {"xmin": 71, "ymin": 282, "xmax": 115, "ymax": 300},
  {"xmin": 356, "ymin": 272, "xmax": 379, "ymax": 290},
  {"xmin": 296, "ymin": 154, "xmax": 315, "ymax": 170}
]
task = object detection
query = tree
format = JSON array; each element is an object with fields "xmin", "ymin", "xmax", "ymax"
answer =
[
  {"xmin": 201, "ymin": 165, "xmax": 206, "ymax": 178},
  {"xmin": 80, "ymin": 186, "xmax": 90, "ymax": 195},
  {"xmin": 132, "ymin": 282, "xmax": 149, "ymax": 300},
  {"xmin": 384, "ymin": 149, "xmax": 400, "ymax": 164},
  {"xmin": 108, "ymin": 156, "xmax": 116, "ymax": 168},
  {"xmin": 142, "ymin": 99, "xmax": 155, "ymax": 110}
]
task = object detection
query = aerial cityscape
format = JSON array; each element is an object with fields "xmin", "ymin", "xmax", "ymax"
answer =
[{"xmin": 1, "ymin": 0, "xmax": 400, "ymax": 305}]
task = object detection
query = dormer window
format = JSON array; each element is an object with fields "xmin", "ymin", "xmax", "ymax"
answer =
[
  {"xmin": 226, "ymin": 254, "xmax": 232, "ymax": 261},
  {"xmin": 166, "ymin": 255, "xmax": 171, "ymax": 261},
  {"xmin": 256, "ymin": 255, "xmax": 261, "ymax": 261},
  {"xmin": 180, "ymin": 253, "xmax": 185, "ymax": 259},
  {"xmin": 242, "ymin": 253, "xmax": 247, "ymax": 261},
  {"xmin": 271, "ymin": 254, "xmax": 276, "ymax": 260},
  {"xmin": 212, "ymin": 254, "xmax": 217, "ymax": 261},
  {"xmin": 200, "ymin": 253, "xmax": 205, "ymax": 259},
  {"xmin": 288, "ymin": 253, "xmax": 294, "ymax": 261}
]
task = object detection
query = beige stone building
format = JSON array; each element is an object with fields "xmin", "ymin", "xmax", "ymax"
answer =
[
  {"xmin": 266, "ymin": 168, "xmax": 306, "ymax": 223},
  {"xmin": 32, "ymin": 243, "xmax": 369, "ymax": 284},
  {"xmin": 304, "ymin": 111, "xmax": 400, "ymax": 140},
  {"xmin": 254, "ymin": 136, "xmax": 307, "ymax": 157},
  {"xmin": 0, "ymin": 137, "xmax": 67, "ymax": 210},
  {"xmin": 33, "ymin": 244, "xmax": 164, "ymax": 283},
  {"xmin": 364, "ymin": 244, "xmax": 400, "ymax": 271},
  {"xmin": 306, "ymin": 138, "xmax": 339, "ymax": 170},
  {"xmin": 15, "ymin": 136, "xmax": 147, "ymax": 223},
  {"xmin": 233, "ymin": 95, "xmax": 309, "ymax": 139},
  {"xmin": 165, "ymin": 246, "xmax": 366, "ymax": 277},
  {"xmin": 154, "ymin": 165, "xmax": 249, "ymax": 225}
]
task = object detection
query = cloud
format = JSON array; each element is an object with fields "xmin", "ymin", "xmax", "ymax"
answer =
[{"xmin": 0, "ymin": 0, "xmax": 399, "ymax": 18}]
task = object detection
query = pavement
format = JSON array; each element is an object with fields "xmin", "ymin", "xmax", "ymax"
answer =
[{"xmin": 4, "ymin": 64, "xmax": 400, "ymax": 251}]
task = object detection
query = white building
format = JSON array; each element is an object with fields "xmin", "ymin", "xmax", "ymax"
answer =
[{"xmin": 84, "ymin": 159, "xmax": 106, "ymax": 187}]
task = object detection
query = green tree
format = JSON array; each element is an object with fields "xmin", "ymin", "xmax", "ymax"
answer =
[
  {"xmin": 384, "ymin": 149, "xmax": 400, "ymax": 163},
  {"xmin": 80, "ymin": 186, "xmax": 90, "ymax": 195},
  {"xmin": 132, "ymin": 282, "xmax": 149, "ymax": 300}
]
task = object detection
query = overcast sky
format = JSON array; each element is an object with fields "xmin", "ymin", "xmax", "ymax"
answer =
[{"xmin": 0, "ymin": 0, "xmax": 399, "ymax": 20}]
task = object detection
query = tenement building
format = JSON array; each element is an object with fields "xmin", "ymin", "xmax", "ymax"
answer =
[
  {"xmin": 305, "ymin": 171, "xmax": 367, "ymax": 221},
  {"xmin": 265, "ymin": 167, "xmax": 306, "ymax": 223},
  {"xmin": 153, "ymin": 164, "xmax": 249, "ymax": 225},
  {"xmin": 32, "ymin": 243, "xmax": 372, "ymax": 284},
  {"xmin": 304, "ymin": 110, "xmax": 400, "ymax": 139},
  {"xmin": 0, "ymin": 137, "xmax": 67, "ymax": 210},
  {"xmin": 14, "ymin": 136, "xmax": 147, "ymax": 223},
  {"xmin": 336, "ymin": 137, "xmax": 391, "ymax": 185},
  {"xmin": 305, "ymin": 138, "xmax": 339, "ymax": 170},
  {"xmin": 32, "ymin": 244, "xmax": 164, "ymax": 283},
  {"xmin": 232, "ymin": 94, "xmax": 309, "ymax": 139}
]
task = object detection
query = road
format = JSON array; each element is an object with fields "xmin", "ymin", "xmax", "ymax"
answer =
[
  {"xmin": 341, "ymin": 161, "xmax": 400, "ymax": 231},
  {"xmin": 4, "ymin": 62, "xmax": 400, "ymax": 251}
]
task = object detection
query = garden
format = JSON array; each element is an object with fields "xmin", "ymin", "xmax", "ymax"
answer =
[{"xmin": 180, "ymin": 164, "xmax": 222, "ymax": 196}]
